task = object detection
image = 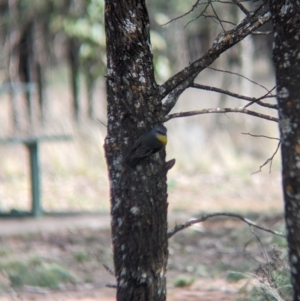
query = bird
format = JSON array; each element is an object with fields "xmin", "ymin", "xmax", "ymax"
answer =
[{"xmin": 125, "ymin": 125, "xmax": 167, "ymax": 167}]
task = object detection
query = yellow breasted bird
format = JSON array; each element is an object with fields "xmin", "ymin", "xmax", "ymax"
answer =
[{"xmin": 126, "ymin": 125, "xmax": 167, "ymax": 167}]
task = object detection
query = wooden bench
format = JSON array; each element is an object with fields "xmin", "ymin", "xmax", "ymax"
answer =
[{"xmin": 0, "ymin": 135, "xmax": 72, "ymax": 217}]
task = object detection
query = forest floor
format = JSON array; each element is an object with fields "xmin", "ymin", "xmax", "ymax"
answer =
[
  {"xmin": 0, "ymin": 211, "xmax": 288, "ymax": 301},
  {"xmin": 0, "ymin": 55, "xmax": 284, "ymax": 300}
]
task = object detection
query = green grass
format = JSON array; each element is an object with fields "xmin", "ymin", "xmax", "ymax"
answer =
[
  {"xmin": 173, "ymin": 275, "xmax": 194, "ymax": 287},
  {"xmin": 0, "ymin": 257, "xmax": 76, "ymax": 289},
  {"xmin": 73, "ymin": 250, "xmax": 91, "ymax": 263},
  {"xmin": 226, "ymin": 271, "xmax": 246, "ymax": 282}
]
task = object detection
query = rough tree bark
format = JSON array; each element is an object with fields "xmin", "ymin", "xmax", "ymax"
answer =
[
  {"xmin": 269, "ymin": 1, "xmax": 300, "ymax": 299},
  {"xmin": 104, "ymin": 1, "xmax": 168, "ymax": 300}
]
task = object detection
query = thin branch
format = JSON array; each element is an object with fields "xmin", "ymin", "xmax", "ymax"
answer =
[
  {"xmin": 103, "ymin": 264, "xmax": 115, "ymax": 276},
  {"xmin": 241, "ymin": 132, "xmax": 280, "ymax": 140},
  {"xmin": 162, "ymin": 0, "xmax": 202, "ymax": 26},
  {"xmin": 164, "ymin": 107, "xmax": 279, "ymax": 123},
  {"xmin": 106, "ymin": 283, "xmax": 117, "ymax": 288},
  {"xmin": 232, "ymin": 0, "xmax": 249, "ymax": 15},
  {"xmin": 210, "ymin": 2, "xmax": 226, "ymax": 32},
  {"xmin": 185, "ymin": 1, "xmax": 211, "ymax": 28},
  {"xmin": 162, "ymin": 76, "xmax": 196, "ymax": 115},
  {"xmin": 243, "ymin": 86, "xmax": 276, "ymax": 109},
  {"xmin": 252, "ymin": 30, "xmax": 273, "ymax": 35},
  {"xmin": 219, "ymin": 0, "xmax": 237, "ymax": 3},
  {"xmin": 162, "ymin": 0, "xmax": 253, "ymax": 26},
  {"xmin": 251, "ymin": 140, "xmax": 282, "ymax": 174},
  {"xmin": 97, "ymin": 118, "xmax": 107, "ymax": 127},
  {"xmin": 167, "ymin": 212, "xmax": 285, "ymax": 239},
  {"xmin": 191, "ymin": 83, "xmax": 277, "ymax": 109},
  {"xmin": 208, "ymin": 67, "xmax": 270, "ymax": 93},
  {"xmin": 249, "ymin": 226, "xmax": 270, "ymax": 263},
  {"xmin": 204, "ymin": 14, "xmax": 236, "ymax": 26},
  {"xmin": 160, "ymin": 4, "xmax": 271, "ymax": 109}
]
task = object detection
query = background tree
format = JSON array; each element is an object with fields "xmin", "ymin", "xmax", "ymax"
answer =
[{"xmin": 270, "ymin": 1, "xmax": 300, "ymax": 299}]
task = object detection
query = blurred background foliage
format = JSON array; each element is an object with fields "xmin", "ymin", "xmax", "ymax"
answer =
[
  {"xmin": 0, "ymin": 0, "xmax": 273, "ymax": 81},
  {"xmin": 0, "ymin": 0, "xmax": 280, "ymax": 215}
]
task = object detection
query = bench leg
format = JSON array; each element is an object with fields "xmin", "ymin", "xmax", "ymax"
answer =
[{"xmin": 26, "ymin": 142, "xmax": 41, "ymax": 217}]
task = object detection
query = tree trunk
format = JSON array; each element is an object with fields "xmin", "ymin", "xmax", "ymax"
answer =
[
  {"xmin": 36, "ymin": 62, "xmax": 45, "ymax": 124},
  {"xmin": 19, "ymin": 21, "xmax": 35, "ymax": 127},
  {"xmin": 68, "ymin": 38, "xmax": 81, "ymax": 122},
  {"xmin": 269, "ymin": 2, "xmax": 300, "ymax": 299},
  {"xmin": 104, "ymin": 1, "xmax": 168, "ymax": 301},
  {"xmin": 85, "ymin": 70, "xmax": 95, "ymax": 120},
  {"xmin": 34, "ymin": 18, "xmax": 47, "ymax": 125}
]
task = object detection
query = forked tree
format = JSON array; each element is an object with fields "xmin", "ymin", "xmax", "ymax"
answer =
[{"xmin": 104, "ymin": 0, "xmax": 300, "ymax": 300}]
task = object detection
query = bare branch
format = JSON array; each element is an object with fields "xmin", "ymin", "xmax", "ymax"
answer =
[
  {"xmin": 241, "ymin": 132, "xmax": 280, "ymax": 140},
  {"xmin": 97, "ymin": 118, "xmax": 108, "ymax": 127},
  {"xmin": 249, "ymin": 227, "xmax": 270, "ymax": 263},
  {"xmin": 164, "ymin": 107, "xmax": 279, "ymax": 123},
  {"xmin": 106, "ymin": 283, "xmax": 117, "ymax": 288},
  {"xmin": 160, "ymin": 4, "xmax": 271, "ymax": 110},
  {"xmin": 184, "ymin": 1, "xmax": 211, "ymax": 28},
  {"xmin": 208, "ymin": 67, "xmax": 271, "ymax": 93},
  {"xmin": 163, "ymin": 0, "xmax": 253, "ymax": 27},
  {"xmin": 162, "ymin": 76, "xmax": 195, "ymax": 115},
  {"xmin": 243, "ymin": 86, "xmax": 276, "ymax": 109},
  {"xmin": 167, "ymin": 212, "xmax": 285, "ymax": 239},
  {"xmin": 209, "ymin": 2, "xmax": 227, "ymax": 32},
  {"xmin": 103, "ymin": 264, "xmax": 115, "ymax": 276},
  {"xmin": 251, "ymin": 141, "xmax": 282, "ymax": 174},
  {"xmin": 203, "ymin": 14, "xmax": 236, "ymax": 26},
  {"xmin": 162, "ymin": 0, "xmax": 202, "ymax": 26},
  {"xmin": 191, "ymin": 83, "xmax": 277, "ymax": 109},
  {"xmin": 232, "ymin": 0, "xmax": 249, "ymax": 15}
]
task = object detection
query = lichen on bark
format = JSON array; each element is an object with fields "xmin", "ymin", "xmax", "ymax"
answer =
[
  {"xmin": 104, "ymin": 1, "xmax": 168, "ymax": 300},
  {"xmin": 270, "ymin": 1, "xmax": 300, "ymax": 298}
]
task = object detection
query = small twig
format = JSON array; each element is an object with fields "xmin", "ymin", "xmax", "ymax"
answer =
[
  {"xmin": 191, "ymin": 83, "xmax": 277, "ymax": 109},
  {"xmin": 162, "ymin": 0, "xmax": 201, "ymax": 25},
  {"xmin": 203, "ymin": 14, "xmax": 236, "ymax": 26},
  {"xmin": 251, "ymin": 141, "xmax": 282, "ymax": 174},
  {"xmin": 162, "ymin": 76, "xmax": 195, "ymax": 115},
  {"xmin": 241, "ymin": 132, "xmax": 280, "ymax": 141},
  {"xmin": 167, "ymin": 212, "xmax": 285, "ymax": 239},
  {"xmin": 249, "ymin": 226, "xmax": 270, "ymax": 263},
  {"xmin": 185, "ymin": 1, "xmax": 211, "ymax": 28},
  {"xmin": 159, "ymin": 5, "xmax": 271, "ymax": 100},
  {"xmin": 243, "ymin": 86, "xmax": 276, "ymax": 109},
  {"xmin": 106, "ymin": 283, "xmax": 117, "ymax": 288},
  {"xmin": 232, "ymin": 0, "xmax": 249, "ymax": 15},
  {"xmin": 97, "ymin": 118, "xmax": 107, "ymax": 127},
  {"xmin": 103, "ymin": 264, "xmax": 115, "ymax": 276},
  {"xmin": 166, "ymin": 159, "xmax": 176, "ymax": 171},
  {"xmin": 208, "ymin": 67, "xmax": 270, "ymax": 93},
  {"xmin": 165, "ymin": 107, "xmax": 279, "ymax": 123},
  {"xmin": 210, "ymin": 2, "xmax": 226, "ymax": 32}
]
